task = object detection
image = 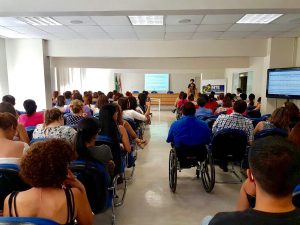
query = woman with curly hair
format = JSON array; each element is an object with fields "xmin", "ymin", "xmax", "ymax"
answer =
[{"xmin": 3, "ymin": 139, "xmax": 93, "ymax": 225}]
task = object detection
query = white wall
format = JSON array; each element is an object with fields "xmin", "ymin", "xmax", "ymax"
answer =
[
  {"xmin": 5, "ymin": 39, "xmax": 48, "ymax": 110},
  {"xmin": 0, "ymin": 38, "xmax": 9, "ymax": 98}
]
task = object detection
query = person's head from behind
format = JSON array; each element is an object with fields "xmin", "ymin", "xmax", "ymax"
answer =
[
  {"xmin": 56, "ymin": 95, "xmax": 65, "ymax": 107},
  {"xmin": 142, "ymin": 91, "xmax": 149, "ymax": 97},
  {"xmin": 99, "ymin": 104, "xmax": 118, "ymax": 140},
  {"xmin": 190, "ymin": 79, "xmax": 194, "ymax": 84},
  {"xmin": 270, "ymin": 107, "xmax": 290, "ymax": 130},
  {"xmin": 138, "ymin": 93, "xmax": 147, "ymax": 106},
  {"xmin": 114, "ymin": 93, "xmax": 123, "ymax": 101},
  {"xmin": 182, "ymin": 102, "xmax": 196, "ymax": 116},
  {"xmin": 125, "ymin": 91, "xmax": 132, "ymax": 97},
  {"xmin": 197, "ymin": 96, "xmax": 207, "ymax": 108},
  {"xmin": 128, "ymin": 96, "xmax": 137, "ymax": 110},
  {"xmin": 0, "ymin": 102, "xmax": 17, "ymax": 117},
  {"xmin": 52, "ymin": 91, "xmax": 59, "ymax": 99},
  {"xmin": 182, "ymin": 93, "xmax": 187, "ymax": 100},
  {"xmin": 72, "ymin": 92, "xmax": 83, "ymax": 102},
  {"xmin": 236, "ymin": 88, "xmax": 242, "ymax": 95},
  {"xmin": 2, "ymin": 95, "xmax": 15, "ymax": 106},
  {"xmin": 284, "ymin": 102, "xmax": 300, "ymax": 122},
  {"xmin": 248, "ymin": 93, "xmax": 255, "ymax": 105},
  {"xmin": 107, "ymin": 91, "xmax": 113, "ymax": 99},
  {"xmin": 20, "ymin": 139, "xmax": 74, "ymax": 188},
  {"xmin": 64, "ymin": 91, "xmax": 72, "ymax": 100},
  {"xmin": 188, "ymin": 94, "xmax": 194, "ymax": 102},
  {"xmin": 23, "ymin": 99, "xmax": 37, "ymax": 117},
  {"xmin": 75, "ymin": 118, "xmax": 99, "ymax": 159},
  {"xmin": 257, "ymin": 97, "xmax": 261, "ymax": 103},
  {"xmin": 96, "ymin": 93, "xmax": 108, "ymax": 110},
  {"xmin": 178, "ymin": 91, "xmax": 184, "ymax": 99},
  {"xmin": 0, "ymin": 112, "xmax": 18, "ymax": 140},
  {"xmin": 118, "ymin": 97, "xmax": 129, "ymax": 111},
  {"xmin": 222, "ymin": 96, "xmax": 232, "ymax": 108},
  {"xmin": 70, "ymin": 99, "xmax": 83, "ymax": 114},
  {"xmin": 248, "ymin": 136, "xmax": 300, "ymax": 198},
  {"xmin": 240, "ymin": 93, "xmax": 247, "ymax": 101},
  {"xmin": 44, "ymin": 108, "xmax": 63, "ymax": 126},
  {"xmin": 83, "ymin": 93, "xmax": 92, "ymax": 105},
  {"xmin": 114, "ymin": 104, "xmax": 123, "ymax": 125},
  {"xmin": 218, "ymin": 93, "xmax": 224, "ymax": 101},
  {"xmin": 92, "ymin": 92, "xmax": 99, "ymax": 99},
  {"xmin": 233, "ymin": 100, "xmax": 247, "ymax": 114},
  {"xmin": 289, "ymin": 122, "xmax": 300, "ymax": 147},
  {"xmin": 208, "ymin": 93, "xmax": 215, "ymax": 102}
]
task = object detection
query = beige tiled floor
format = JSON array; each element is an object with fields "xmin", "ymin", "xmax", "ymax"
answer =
[{"xmin": 94, "ymin": 111, "xmax": 242, "ymax": 225}]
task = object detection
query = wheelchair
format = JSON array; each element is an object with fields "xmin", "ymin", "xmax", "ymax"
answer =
[
  {"xmin": 210, "ymin": 129, "xmax": 249, "ymax": 184},
  {"xmin": 69, "ymin": 160, "xmax": 118, "ymax": 225},
  {"xmin": 0, "ymin": 217, "xmax": 59, "ymax": 225},
  {"xmin": 168, "ymin": 145, "xmax": 215, "ymax": 193},
  {"xmin": 0, "ymin": 164, "xmax": 29, "ymax": 212}
]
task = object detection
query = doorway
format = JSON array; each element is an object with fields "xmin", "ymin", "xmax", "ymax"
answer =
[{"xmin": 239, "ymin": 73, "xmax": 248, "ymax": 93}]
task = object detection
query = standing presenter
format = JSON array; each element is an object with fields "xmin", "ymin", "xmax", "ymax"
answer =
[{"xmin": 187, "ymin": 79, "xmax": 197, "ymax": 96}]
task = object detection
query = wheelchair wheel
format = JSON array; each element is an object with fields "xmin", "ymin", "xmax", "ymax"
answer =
[
  {"xmin": 201, "ymin": 150, "xmax": 215, "ymax": 193},
  {"xmin": 169, "ymin": 149, "xmax": 177, "ymax": 192}
]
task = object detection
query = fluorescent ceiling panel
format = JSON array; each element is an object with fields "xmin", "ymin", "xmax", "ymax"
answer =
[
  {"xmin": 129, "ymin": 16, "xmax": 163, "ymax": 26},
  {"xmin": 19, "ymin": 17, "xmax": 62, "ymax": 26},
  {"xmin": 236, "ymin": 14, "xmax": 283, "ymax": 24}
]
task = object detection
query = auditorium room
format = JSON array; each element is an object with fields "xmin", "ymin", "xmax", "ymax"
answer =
[{"xmin": 0, "ymin": 1, "xmax": 300, "ymax": 225}]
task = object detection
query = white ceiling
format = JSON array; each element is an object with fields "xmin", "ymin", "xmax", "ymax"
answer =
[{"xmin": 1, "ymin": 14, "xmax": 300, "ymax": 40}]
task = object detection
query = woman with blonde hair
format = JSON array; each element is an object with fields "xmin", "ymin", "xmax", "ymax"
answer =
[{"xmin": 65, "ymin": 100, "xmax": 87, "ymax": 125}]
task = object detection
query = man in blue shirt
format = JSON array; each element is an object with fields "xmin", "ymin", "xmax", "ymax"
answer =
[
  {"xmin": 167, "ymin": 102, "xmax": 211, "ymax": 147},
  {"xmin": 195, "ymin": 95, "xmax": 213, "ymax": 120}
]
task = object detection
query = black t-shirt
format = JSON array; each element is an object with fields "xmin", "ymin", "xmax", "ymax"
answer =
[
  {"xmin": 188, "ymin": 83, "xmax": 196, "ymax": 89},
  {"xmin": 209, "ymin": 208, "xmax": 300, "ymax": 225}
]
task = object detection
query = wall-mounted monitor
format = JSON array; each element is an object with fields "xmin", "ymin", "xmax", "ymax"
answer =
[
  {"xmin": 267, "ymin": 67, "xmax": 300, "ymax": 99},
  {"xmin": 144, "ymin": 73, "xmax": 169, "ymax": 93}
]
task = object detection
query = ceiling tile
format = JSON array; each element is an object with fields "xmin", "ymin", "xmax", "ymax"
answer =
[
  {"xmin": 166, "ymin": 15, "xmax": 204, "ymax": 25},
  {"xmin": 0, "ymin": 17, "xmax": 29, "ymax": 26},
  {"xmin": 201, "ymin": 15, "xmax": 243, "ymax": 24},
  {"xmin": 69, "ymin": 25, "xmax": 104, "ymax": 33},
  {"xmin": 165, "ymin": 32, "xmax": 194, "ymax": 40},
  {"xmin": 91, "ymin": 16, "xmax": 131, "ymax": 26},
  {"xmin": 260, "ymin": 23, "xmax": 299, "ymax": 32},
  {"xmin": 80, "ymin": 32, "xmax": 111, "ymax": 39},
  {"xmin": 36, "ymin": 25, "xmax": 73, "ymax": 33},
  {"xmin": 219, "ymin": 31, "xmax": 252, "ymax": 39},
  {"xmin": 101, "ymin": 26, "xmax": 134, "ymax": 32},
  {"xmin": 136, "ymin": 32, "xmax": 165, "ymax": 40},
  {"xmin": 166, "ymin": 25, "xmax": 197, "ymax": 32},
  {"xmin": 0, "ymin": 26, "xmax": 19, "ymax": 34},
  {"xmin": 109, "ymin": 32, "xmax": 137, "ymax": 40},
  {"xmin": 53, "ymin": 32, "xmax": 83, "ymax": 39},
  {"xmin": 276, "ymin": 31, "xmax": 300, "ymax": 38},
  {"xmin": 52, "ymin": 16, "xmax": 97, "ymax": 26},
  {"xmin": 249, "ymin": 31, "xmax": 281, "ymax": 38},
  {"xmin": 196, "ymin": 24, "xmax": 232, "ymax": 32},
  {"xmin": 228, "ymin": 24, "xmax": 266, "ymax": 32},
  {"xmin": 272, "ymin": 14, "xmax": 300, "ymax": 24},
  {"xmin": 8, "ymin": 26, "xmax": 48, "ymax": 35},
  {"xmin": 192, "ymin": 31, "xmax": 223, "ymax": 39},
  {"xmin": 133, "ymin": 25, "xmax": 165, "ymax": 32}
]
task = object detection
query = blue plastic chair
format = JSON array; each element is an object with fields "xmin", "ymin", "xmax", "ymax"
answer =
[
  {"xmin": 0, "ymin": 217, "xmax": 59, "ymax": 225},
  {"xmin": 30, "ymin": 138, "xmax": 49, "ymax": 145},
  {"xmin": 254, "ymin": 128, "xmax": 288, "ymax": 140},
  {"xmin": 132, "ymin": 91, "xmax": 139, "ymax": 94},
  {"xmin": 25, "ymin": 126, "xmax": 36, "ymax": 141},
  {"xmin": 293, "ymin": 185, "xmax": 300, "ymax": 208}
]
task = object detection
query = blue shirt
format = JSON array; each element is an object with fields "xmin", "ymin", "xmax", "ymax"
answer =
[
  {"xmin": 195, "ymin": 107, "xmax": 213, "ymax": 119},
  {"xmin": 166, "ymin": 115, "xmax": 211, "ymax": 147}
]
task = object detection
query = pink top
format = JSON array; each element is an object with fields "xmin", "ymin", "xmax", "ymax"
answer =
[{"xmin": 18, "ymin": 111, "xmax": 44, "ymax": 127}]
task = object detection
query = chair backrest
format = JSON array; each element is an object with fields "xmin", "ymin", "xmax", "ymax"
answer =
[
  {"xmin": 69, "ymin": 160, "xmax": 111, "ymax": 213},
  {"xmin": 254, "ymin": 128, "xmax": 288, "ymax": 140},
  {"xmin": 249, "ymin": 117, "xmax": 263, "ymax": 127},
  {"xmin": 25, "ymin": 126, "xmax": 36, "ymax": 141},
  {"xmin": 247, "ymin": 110, "xmax": 261, "ymax": 118},
  {"xmin": 132, "ymin": 91, "xmax": 139, "ymax": 94},
  {"xmin": 0, "ymin": 164, "xmax": 29, "ymax": 211},
  {"xmin": 211, "ymin": 129, "xmax": 248, "ymax": 162},
  {"xmin": 0, "ymin": 217, "xmax": 59, "ymax": 225},
  {"xmin": 167, "ymin": 91, "xmax": 174, "ymax": 94},
  {"xmin": 205, "ymin": 118, "xmax": 216, "ymax": 129},
  {"xmin": 175, "ymin": 145, "xmax": 207, "ymax": 167},
  {"xmin": 261, "ymin": 114, "xmax": 271, "ymax": 121},
  {"xmin": 30, "ymin": 138, "xmax": 49, "ymax": 145}
]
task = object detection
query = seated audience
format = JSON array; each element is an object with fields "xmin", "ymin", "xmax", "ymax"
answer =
[
  {"xmin": 63, "ymin": 91, "xmax": 72, "ymax": 105},
  {"xmin": 75, "ymin": 117, "xmax": 114, "ymax": 174},
  {"xmin": 177, "ymin": 92, "xmax": 188, "ymax": 109},
  {"xmin": 254, "ymin": 107, "xmax": 290, "ymax": 135},
  {"xmin": 107, "ymin": 91, "xmax": 114, "ymax": 103},
  {"xmin": 214, "ymin": 95, "xmax": 233, "ymax": 115},
  {"xmin": 2, "ymin": 95, "xmax": 22, "ymax": 115},
  {"xmin": 167, "ymin": 102, "xmax": 211, "ymax": 147},
  {"xmin": 125, "ymin": 91, "xmax": 133, "ymax": 97},
  {"xmin": 205, "ymin": 94, "xmax": 219, "ymax": 113},
  {"xmin": 205, "ymin": 136, "xmax": 300, "ymax": 225},
  {"xmin": 3, "ymin": 139, "xmax": 93, "ymax": 225},
  {"xmin": 236, "ymin": 88, "xmax": 242, "ymax": 99},
  {"xmin": 137, "ymin": 93, "xmax": 148, "ymax": 114},
  {"xmin": 92, "ymin": 92, "xmax": 98, "ymax": 104},
  {"xmin": 33, "ymin": 108, "xmax": 77, "ymax": 143},
  {"xmin": 0, "ymin": 112, "xmax": 29, "ymax": 164},
  {"xmin": 188, "ymin": 94, "xmax": 197, "ymax": 107},
  {"xmin": 55, "ymin": 95, "xmax": 66, "ymax": 113},
  {"xmin": 289, "ymin": 121, "xmax": 300, "ymax": 147},
  {"xmin": 70, "ymin": 93, "xmax": 92, "ymax": 117},
  {"xmin": 0, "ymin": 102, "xmax": 29, "ymax": 144},
  {"xmin": 52, "ymin": 91, "xmax": 59, "ymax": 107},
  {"xmin": 118, "ymin": 97, "xmax": 150, "ymax": 122},
  {"xmin": 94, "ymin": 93, "xmax": 108, "ymax": 115},
  {"xmin": 247, "ymin": 93, "xmax": 256, "ymax": 111},
  {"xmin": 240, "ymin": 93, "xmax": 247, "ymax": 102},
  {"xmin": 254, "ymin": 97, "xmax": 261, "ymax": 111},
  {"xmin": 143, "ymin": 91, "xmax": 151, "ymax": 103},
  {"xmin": 65, "ymin": 100, "xmax": 87, "ymax": 125},
  {"xmin": 18, "ymin": 99, "xmax": 44, "ymax": 127},
  {"xmin": 216, "ymin": 93, "xmax": 224, "ymax": 106},
  {"xmin": 195, "ymin": 95, "xmax": 213, "ymax": 119},
  {"xmin": 284, "ymin": 102, "xmax": 300, "ymax": 129},
  {"xmin": 212, "ymin": 100, "xmax": 254, "ymax": 144}
]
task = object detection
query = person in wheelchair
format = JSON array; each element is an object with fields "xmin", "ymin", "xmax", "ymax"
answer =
[
  {"xmin": 167, "ymin": 102, "xmax": 211, "ymax": 150},
  {"xmin": 204, "ymin": 136, "xmax": 300, "ymax": 225}
]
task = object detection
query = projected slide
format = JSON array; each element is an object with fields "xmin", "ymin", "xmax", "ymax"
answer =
[{"xmin": 145, "ymin": 74, "xmax": 169, "ymax": 92}]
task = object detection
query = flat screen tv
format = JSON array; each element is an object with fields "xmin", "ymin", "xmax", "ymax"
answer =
[{"xmin": 267, "ymin": 67, "xmax": 300, "ymax": 99}]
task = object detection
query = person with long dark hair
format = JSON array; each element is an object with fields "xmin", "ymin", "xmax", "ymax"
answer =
[
  {"xmin": 137, "ymin": 93, "xmax": 147, "ymax": 114},
  {"xmin": 75, "ymin": 117, "xmax": 114, "ymax": 174},
  {"xmin": 118, "ymin": 97, "xmax": 150, "ymax": 122},
  {"xmin": 18, "ymin": 99, "xmax": 44, "ymax": 127}
]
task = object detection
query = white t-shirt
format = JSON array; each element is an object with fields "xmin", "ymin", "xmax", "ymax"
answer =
[{"xmin": 122, "ymin": 109, "xmax": 147, "ymax": 121}]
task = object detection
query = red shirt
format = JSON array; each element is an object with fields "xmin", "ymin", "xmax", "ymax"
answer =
[
  {"xmin": 18, "ymin": 111, "xmax": 44, "ymax": 127},
  {"xmin": 177, "ymin": 99, "xmax": 188, "ymax": 109},
  {"xmin": 205, "ymin": 101, "xmax": 219, "ymax": 112}
]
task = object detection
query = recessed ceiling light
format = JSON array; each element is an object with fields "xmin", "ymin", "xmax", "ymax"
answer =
[
  {"xmin": 128, "ymin": 16, "xmax": 163, "ymax": 26},
  {"xmin": 178, "ymin": 19, "xmax": 192, "ymax": 24},
  {"xmin": 236, "ymin": 14, "xmax": 283, "ymax": 24},
  {"xmin": 70, "ymin": 20, "xmax": 83, "ymax": 25},
  {"xmin": 18, "ymin": 17, "xmax": 62, "ymax": 26}
]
